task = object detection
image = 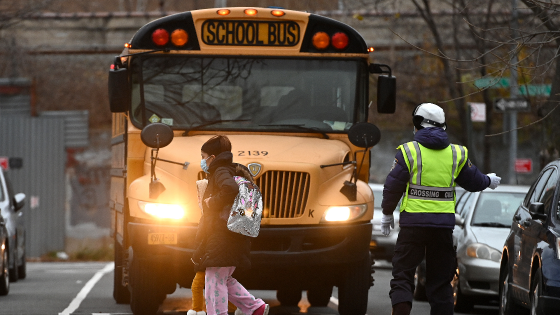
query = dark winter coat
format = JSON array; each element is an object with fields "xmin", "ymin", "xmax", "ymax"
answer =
[
  {"xmin": 192, "ymin": 151, "xmax": 253, "ymax": 272},
  {"xmin": 381, "ymin": 127, "xmax": 490, "ymax": 228}
]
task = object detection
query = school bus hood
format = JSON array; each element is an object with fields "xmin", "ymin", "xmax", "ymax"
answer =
[
  {"xmin": 132, "ymin": 134, "xmax": 373, "ymax": 223},
  {"xmin": 159, "ymin": 134, "xmax": 352, "ymax": 171}
]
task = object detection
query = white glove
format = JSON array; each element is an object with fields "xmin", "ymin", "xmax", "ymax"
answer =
[
  {"xmin": 381, "ymin": 214, "xmax": 395, "ymax": 236},
  {"xmin": 487, "ymin": 173, "xmax": 501, "ymax": 190}
]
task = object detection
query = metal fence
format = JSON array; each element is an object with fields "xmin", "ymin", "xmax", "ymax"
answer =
[{"xmin": 0, "ymin": 116, "xmax": 66, "ymax": 257}]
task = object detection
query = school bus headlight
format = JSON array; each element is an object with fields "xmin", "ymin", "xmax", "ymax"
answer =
[
  {"xmin": 138, "ymin": 201, "xmax": 184, "ymax": 220},
  {"xmin": 322, "ymin": 204, "xmax": 367, "ymax": 222},
  {"xmin": 332, "ymin": 32, "xmax": 349, "ymax": 50},
  {"xmin": 312, "ymin": 32, "xmax": 330, "ymax": 50},
  {"xmin": 171, "ymin": 29, "xmax": 188, "ymax": 46},
  {"xmin": 152, "ymin": 28, "xmax": 169, "ymax": 46}
]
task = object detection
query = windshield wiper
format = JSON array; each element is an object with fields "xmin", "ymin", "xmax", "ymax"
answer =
[
  {"xmin": 472, "ymin": 222, "xmax": 510, "ymax": 228},
  {"xmin": 182, "ymin": 119, "xmax": 250, "ymax": 135},
  {"xmin": 259, "ymin": 124, "xmax": 329, "ymax": 139}
]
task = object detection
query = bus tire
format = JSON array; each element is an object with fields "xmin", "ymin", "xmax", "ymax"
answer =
[
  {"xmin": 129, "ymin": 257, "xmax": 164, "ymax": 315},
  {"xmin": 276, "ymin": 288, "xmax": 301, "ymax": 306},
  {"xmin": 307, "ymin": 285, "xmax": 333, "ymax": 306},
  {"xmin": 113, "ymin": 240, "xmax": 130, "ymax": 304},
  {"xmin": 338, "ymin": 254, "xmax": 371, "ymax": 315}
]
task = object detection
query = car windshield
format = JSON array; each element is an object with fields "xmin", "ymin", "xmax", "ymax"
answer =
[
  {"xmin": 130, "ymin": 56, "xmax": 367, "ymax": 132},
  {"xmin": 471, "ymin": 192, "xmax": 526, "ymax": 227}
]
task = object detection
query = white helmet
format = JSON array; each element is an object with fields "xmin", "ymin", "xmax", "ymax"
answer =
[{"xmin": 412, "ymin": 103, "xmax": 446, "ymax": 130}]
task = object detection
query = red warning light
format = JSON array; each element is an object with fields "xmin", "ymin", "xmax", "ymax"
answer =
[
  {"xmin": 332, "ymin": 32, "xmax": 349, "ymax": 50},
  {"xmin": 152, "ymin": 29, "xmax": 169, "ymax": 46}
]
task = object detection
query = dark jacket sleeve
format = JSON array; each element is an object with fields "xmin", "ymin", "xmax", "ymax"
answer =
[
  {"xmin": 455, "ymin": 159, "xmax": 490, "ymax": 192},
  {"xmin": 207, "ymin": 166, "xmax": 239, "ymax": 214},
  {"xmin": 382, "ymin": 150, "xmax": 409, "ymax": 215}
]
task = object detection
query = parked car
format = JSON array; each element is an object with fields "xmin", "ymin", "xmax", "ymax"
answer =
[
  {"xmin": 499, "ymin": 159, "xmax": 560, "ymax": 314},
  {"xmin": 0, "ymin": 170, "xmax": 26, "ymax": 290},
  {"xmin": 451, "ymin": 185, "xmax": 529, "ymax": 312},
  {"xmin": 0, "ymin": 216, "xmax": 9, "ymax": 295},
  {"xmin": 369, "ymin": 183, "xmax": 400, "ymax": 261}
]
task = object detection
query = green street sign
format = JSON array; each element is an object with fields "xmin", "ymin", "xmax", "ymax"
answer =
[{"xmin": 474, "ymin": 77, "xmax": 550, "ymax": 96}]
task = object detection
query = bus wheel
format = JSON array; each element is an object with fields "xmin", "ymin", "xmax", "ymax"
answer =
[
  {"xmin": 113, "ymin": 240, "xmax": 130, "ymax": 304},
  {"xmin": 129, "ymin": 257, "xmax": 164, "ymax": 315},
  {"xmin": 276, "ymin": 288, "xmax": 302, "ymax": 306},
  {"xmin": 307, "ymin": 285, "xmax": 333, "ymax": 306},
  {"xmin": 338, "ymin": 254, "xmax": 371, "ymax": 315}
]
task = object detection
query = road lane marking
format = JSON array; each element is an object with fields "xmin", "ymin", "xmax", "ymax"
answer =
[{"xmin": 59, "ymin": 262, "xmax": 114, "ymax": 315}]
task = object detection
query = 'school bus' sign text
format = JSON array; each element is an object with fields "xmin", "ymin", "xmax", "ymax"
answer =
[{"xmin": 202, "ymin": 20, "xmax": 300, "ymax": 46}]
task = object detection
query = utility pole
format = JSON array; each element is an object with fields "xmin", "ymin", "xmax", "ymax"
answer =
[
  {"xmin": 215, "ymin": 0, "xmax": 226, "ymax": 7},
  {"xmin": 508, "ymin": 0, "xmax": 519, "ymax": 184}
]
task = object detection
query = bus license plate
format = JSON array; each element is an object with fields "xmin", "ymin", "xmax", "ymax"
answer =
[{"xmin": 148, "ymin": 233, "xmax": 177, "ymax": 245}]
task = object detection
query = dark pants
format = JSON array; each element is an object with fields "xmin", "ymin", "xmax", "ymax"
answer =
[{"xmin": 390, "ymin": 227, "xmax": 456, "ymax": 315}]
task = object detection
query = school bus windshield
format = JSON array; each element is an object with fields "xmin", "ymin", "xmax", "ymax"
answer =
[{"xmin": 130, "ymin": 56, "xmax": 368, "ymax": 132}]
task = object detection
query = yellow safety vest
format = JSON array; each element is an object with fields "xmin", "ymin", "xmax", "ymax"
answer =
[{"xmin": 399, "ymin": 141, "xmax": 468, "ymax": 214}]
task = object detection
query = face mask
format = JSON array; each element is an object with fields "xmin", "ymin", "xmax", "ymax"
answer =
[
  {"xmin": 413, "ymin": 127, "xmax": 416, "ymax": 135},
  {"xmin": 200, "ymin": 156, "xmax": 210, "ymax": 173}
]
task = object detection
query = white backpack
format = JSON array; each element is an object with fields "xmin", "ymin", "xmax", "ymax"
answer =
[{"xmin": 226, "ymin": 176, "xmax": 263, "ymax": 237}]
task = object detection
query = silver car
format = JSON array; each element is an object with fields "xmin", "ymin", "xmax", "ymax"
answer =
[
  {"xmin": 369, "ymin": 183, "xmax": 400, "ymax": 261},
  {"xmin": 451, "ymin": 185, "xmax": 529, "ymax": 312}
]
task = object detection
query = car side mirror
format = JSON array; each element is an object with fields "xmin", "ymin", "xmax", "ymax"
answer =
[
  {"xmin": 454, "ymin": 213, "xmax": 464, "ymax": 227},
  {"xmin": 108, "ymin": 65, "xmax": 131, "ymax": 113},
  {"xmin": 13, "ymin": 193, "xmax": 25, "ymax": 211},
  {"xmin": 529, "ymin": 202, "xmax": 547, "ymax": 221}
]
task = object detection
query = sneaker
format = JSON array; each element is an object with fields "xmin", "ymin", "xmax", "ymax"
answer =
[
  {"xmin": 234, "ymin": 309, "xmax": 245, "ymax": 315},
  {"xmin": 186, "ymin": 310, "xmax": 206, "ymax": 315},
  {"xmin": 252, "ymin": 304, "xmax": 269, "ymax": 315}
]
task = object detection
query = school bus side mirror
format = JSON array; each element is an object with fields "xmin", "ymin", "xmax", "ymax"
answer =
[
  {"xmin": 108, "ymin": 67, "xmax": 131, "ymax": 113},
  {"xmin": 377, "ymin": 75, "xmax": 396, "ymax": 114},
  {"xmin": 369, "ymin": 63, "xmax": 396, "ymax": 114},
  {"xmin": 141, "ymin": 123, "xmax": 174, "ymax": 149},
  {"xmin": 347, "ymin": 122, "xmax": 381, "ymax": 148}
]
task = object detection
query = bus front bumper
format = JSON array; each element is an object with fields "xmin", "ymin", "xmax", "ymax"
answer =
[{"xmin": 127, "ymin": 221, "xmax": 372, "ymax": 288}]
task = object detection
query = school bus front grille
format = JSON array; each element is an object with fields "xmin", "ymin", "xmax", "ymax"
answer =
[{"xmin": 255, "ymin": 171, "xmax": 310, "ymax": 218}]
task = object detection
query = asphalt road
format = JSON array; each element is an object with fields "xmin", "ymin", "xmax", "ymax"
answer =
[{"xmin": 0, "ymin": 261, "xmax": 499, "ymax": 315}]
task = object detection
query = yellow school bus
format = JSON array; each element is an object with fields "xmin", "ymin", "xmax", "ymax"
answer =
[{"xmin": 108, "ymin": 7, "xmax": 396, "ymax": 315}]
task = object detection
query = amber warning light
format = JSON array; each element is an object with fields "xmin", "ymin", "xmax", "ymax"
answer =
[
  {"xmin": 217, "ymin": 9, "xmax": 230, "ymax": 16},
  {"xmin": 171, "ymin": 29, "xmax": 188, "ymax": 46},
  {"xmin": 244, "ymin": 9, "xmax": 258, "ymax": 16},
  {"xmin": 368, "ymin": 47, "xmax": 375, "ymax": 52},
  {"xmin": 271, "ymin": 10, "xmax": 285, "ymax": 17}
]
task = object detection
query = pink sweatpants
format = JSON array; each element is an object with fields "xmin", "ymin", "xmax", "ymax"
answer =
[{"xmin": 205, "ymin": 266, "xmax": 264, "ymax": 315}]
